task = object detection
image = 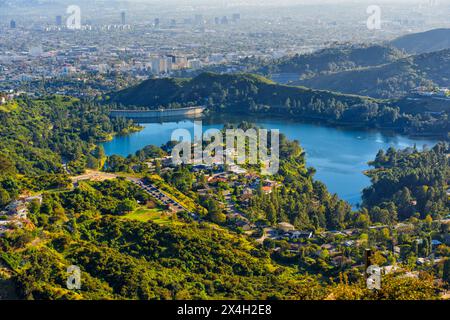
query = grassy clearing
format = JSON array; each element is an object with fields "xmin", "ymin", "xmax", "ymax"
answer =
[{"xmin": 122, "ymin": 207, "xmax": 172, "ymax": 225}]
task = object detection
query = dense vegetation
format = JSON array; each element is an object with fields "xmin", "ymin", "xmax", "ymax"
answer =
[
  {"xmin": 363, "ymin": 143, "xmax": 450, "ymax": 223},
  {"xmin": 0, "ymin": 95, "xmax": 447, "ymax": 300},
  {"xmin": 294, "ymin": 49, "xmax": 450, "ymax": 99},
  {"xmin": 0, "ymin": 178, "xmax": 329, "ymax": 300},
  {"xmin": 0, "ymin": 96, "xmax": 139, "ymax": 202},
  {"xmin": 258, "ymin": 45, "xmax": 405, "ymax": 80},
  {"xmin": 0, "ymin": 96, "xmax": 138, "ymax": 175},
  {"xmin": 246, "ymin": 133, "xmax": 352, "ymax": 230},
  {"xmin": 0, "ymin": 96, "xmax": 447, "ymax": 299},
  {"xmin": 0, "ymin": 178, "xmax": 442, "ymax": 300},
  {"xmin": 108, "ymin": 72, "xmax": 449, "ymax": 140}
]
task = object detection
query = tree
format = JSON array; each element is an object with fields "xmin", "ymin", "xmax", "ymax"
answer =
[
  {"xmin": 116, "ymin": 199, "xmax": 136, "ymax": 215},
  {"xmin": 86, "ymin": 155, "xmax": 100, "ymax": 169},
  {"xmin": 443, "ymin": 259, "xmax": 450, "ymax": 284},
  {"xmin": 211, "ymin": 211, "xmax": 227, "ymax": 224},
  {"xmin": 355, "ymin": 210, "xmax": 370, "ymax": 229},
  {"xmin": 266, "ymin": 204, "xmax": 277, "ymax": 225},
  {"xmin": 0, "ymin": 187, "xmax": 11, "ymax": 207},
  {"xmin": 93, "ymin": 145, "xmax": 106, "ymax": 160},
  {"xmin": 395, "ymin": 187, "xmax": 415, "ymax": 220},
  {"xmin": 0, "ymin": 154, "xmax": 15, "ymax": 175}
]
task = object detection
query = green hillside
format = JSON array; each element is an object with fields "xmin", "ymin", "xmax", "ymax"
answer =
[
  {"xmin": 108, "ymin": 72, "xmax": 378, "ymax": 111},
  {"xmin": 293, "ymin": 49, "xmax": 450, "ymax": 99},
  {"xmin": 258, "ymin": 45, "xmax": 405, "ymax": 80},
  {"xmin": 107, "ymin": 72, "xmax": 449, "ymax": 140}
]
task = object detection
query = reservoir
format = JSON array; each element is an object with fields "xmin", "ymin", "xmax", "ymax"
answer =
[{"xmin": 101, "ymin": 116, "xmax": 439, "ymax": 207}]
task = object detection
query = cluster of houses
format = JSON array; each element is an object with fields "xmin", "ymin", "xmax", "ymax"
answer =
[
  {"xmin": 141, "ymin": 152, "xmax": 450, "ymax": 273},
  {"xmin": 144, "ymin": 156, "xmax": 174, "ymax": 171},
  {"xmin": 0, "ymin": 196, "xmax": 41, "ymax": 235},
  {"xmin": 0, "ymin": 89, "xmax": 23, "ymax": 105},
  {"xmin": 412, "ymin": 86, "xmax": 450, "ymax": 99},
  {"xmin": 271, "ymin": 222, "xmax": 314, "ymax": 240}
]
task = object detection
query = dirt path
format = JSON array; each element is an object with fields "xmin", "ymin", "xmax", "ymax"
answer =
[{"xmin": 70, "ymin": 170, "xmax": 119, "ymax": 183}]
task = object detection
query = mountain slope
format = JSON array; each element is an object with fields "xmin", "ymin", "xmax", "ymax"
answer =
[
  {"xmin": 391, "ymin": 28, "xmax": 450, "ymax": 54},
  {"xmin": 292, "ymin": 49, "xmax": 450, "ymax": 99},
  {"xmin": 108, "ymin": 72, "xmax": 377, "ymax": 110},
  {"xmin": 107, "ymin": 72, "xmax": 449, "ymax": 140},
  {"xmin": 258, "ymin": 45, "xmax": 405, "ymax": 81}
]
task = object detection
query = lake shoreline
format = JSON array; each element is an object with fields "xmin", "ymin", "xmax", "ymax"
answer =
[
  {"xmin": 114, "ymin": 108, "xmax": 447, "ymax": 142},
  {"xmin": 101, "ymin": 116, "xmax": 439, "ymax": 207},
  {"xmin": 204, "ymin": 111, "xmax": 446, "ymax": 143}
]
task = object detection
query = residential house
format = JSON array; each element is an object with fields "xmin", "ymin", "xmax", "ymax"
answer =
[
  {"xmin": 288, "ymin": 230, "xmax": 313, "ymax": 240},
  {"xmin": 277, "ymin": 222, "xmax": 296, "ymax": 232},
  {"xmin": 261, "ymin": 186, "xmax": 273, "ymax": 194}
]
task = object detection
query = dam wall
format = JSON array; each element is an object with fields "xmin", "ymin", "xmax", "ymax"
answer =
[{"xmin": 110, "ymin": 106, "xmax": 206, "ymax": 119}]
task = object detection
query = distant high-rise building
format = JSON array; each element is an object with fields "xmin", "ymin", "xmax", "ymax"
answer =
[
  {"xmin": 175, "ymin": 56, "xmax": 188, "ymax": 69},
  {"xmin": 170, "ymin": 19, "xmax": 176, "ymax": 27},
  {"xmin": 121, "ymin": 11, "xmax": 126, "ymax": 25},
  {"xmin": 232, "ymin": 13, "xmax": 241, "ymax": 23},
  {"xmin": 151, "ymin": 57, "xmax": 172, "ymax": 74},
  {"xmin": 188, "ymin": 59, "xmax": 201, "ymax": 70},
  {"xmin": 221, "ymin": 16, "xmax": 228, "ymax": 25},
  {"xmin": 167, "ymin": 54, "xmax": 176, "ymax": 64},
  {"xmin": 214, "ymin": 17, "xmax": 220, "ymax": 25},
  {"xmin": 10, "ymin": 20, "xmax": 16, "ymax": 29},
  {"xmin": 56, "ymin": 15, "xmax": 63, "ymax": 26},
  {"xmin": 165, "ymin": 58, "xmax": 173, "ymax": 72},
  {"xmin": 151, "ymin": 57, "xmax": 161, "ymax": 74},
  {"xmin": 154, "ymin": 18, "xmax": 160, "ymax": 28}
]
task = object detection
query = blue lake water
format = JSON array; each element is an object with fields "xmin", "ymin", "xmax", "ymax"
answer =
[{"xmin": 101, "ymin": 116, "xmax": 439, "ymax": 207}]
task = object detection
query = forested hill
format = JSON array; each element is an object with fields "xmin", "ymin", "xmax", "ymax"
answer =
[
  {"xmin": 257, "ymin": 45, "xmax": 405, "ymax": 79},
  {"xmin": 107, "ymin": 72, "xmax": 449, "ymax": 140},
  {"xmin": 293, "ymin": 49, "xmax": 450, "ymax": 99},
  {"xmin": 257, "ymin": 30, "xmax": 450, "ymax": 81},
  {"xmin": 391, "ymin": 28, "xmax": 450, "ymax": 54},
  {"xmin": 363, "ymin": 143, "xmax": 450, "ymax": 223},
  {"xmin": 108, "ymin": 72, "xmax": 377, "ymax": 111},
  {"xmin": 0, "ymin": 96, "xmax": 139, "ymax": 177}
]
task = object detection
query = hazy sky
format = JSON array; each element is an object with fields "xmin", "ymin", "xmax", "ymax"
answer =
[
  {"xmin": 125, "ymin": 0, "xmax": 450, "ymax": 3},
  {"xmin": 114, "ymin": 0, "xmax": 450, "ymax": 11}
]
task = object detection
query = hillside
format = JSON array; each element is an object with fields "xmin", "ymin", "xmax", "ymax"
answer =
[
  {"xmin": 108, "ymin": 72, "xmax": 377, "ymax": 110},
  {"xmin": 0, "ymin": 96, "xmax": 446, "ymax": 301},
  {"xmin": 1, "ymin": 178, "xmax": 440, "ymax": 300},
  {"xmin": 391, "ymin": 28, "xmax": 450, "ymax": 54},
  {"xmin": 257, "ymin": 45, "xmax": 405, "ymax": 81},
  {"xmin": 0, "ymin": 96, "xmax": 139, "ymax": 176},
  {"xmin": 363, "ymin": 143, "xmax": 450, "ymax": 222},
  {"xmin": 107, "ymin": 72, "xmax": 449, "ymax": 140},
  {"xmin": 292, "ymin": 49, "xmax": 450, "ymax": 99}
]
